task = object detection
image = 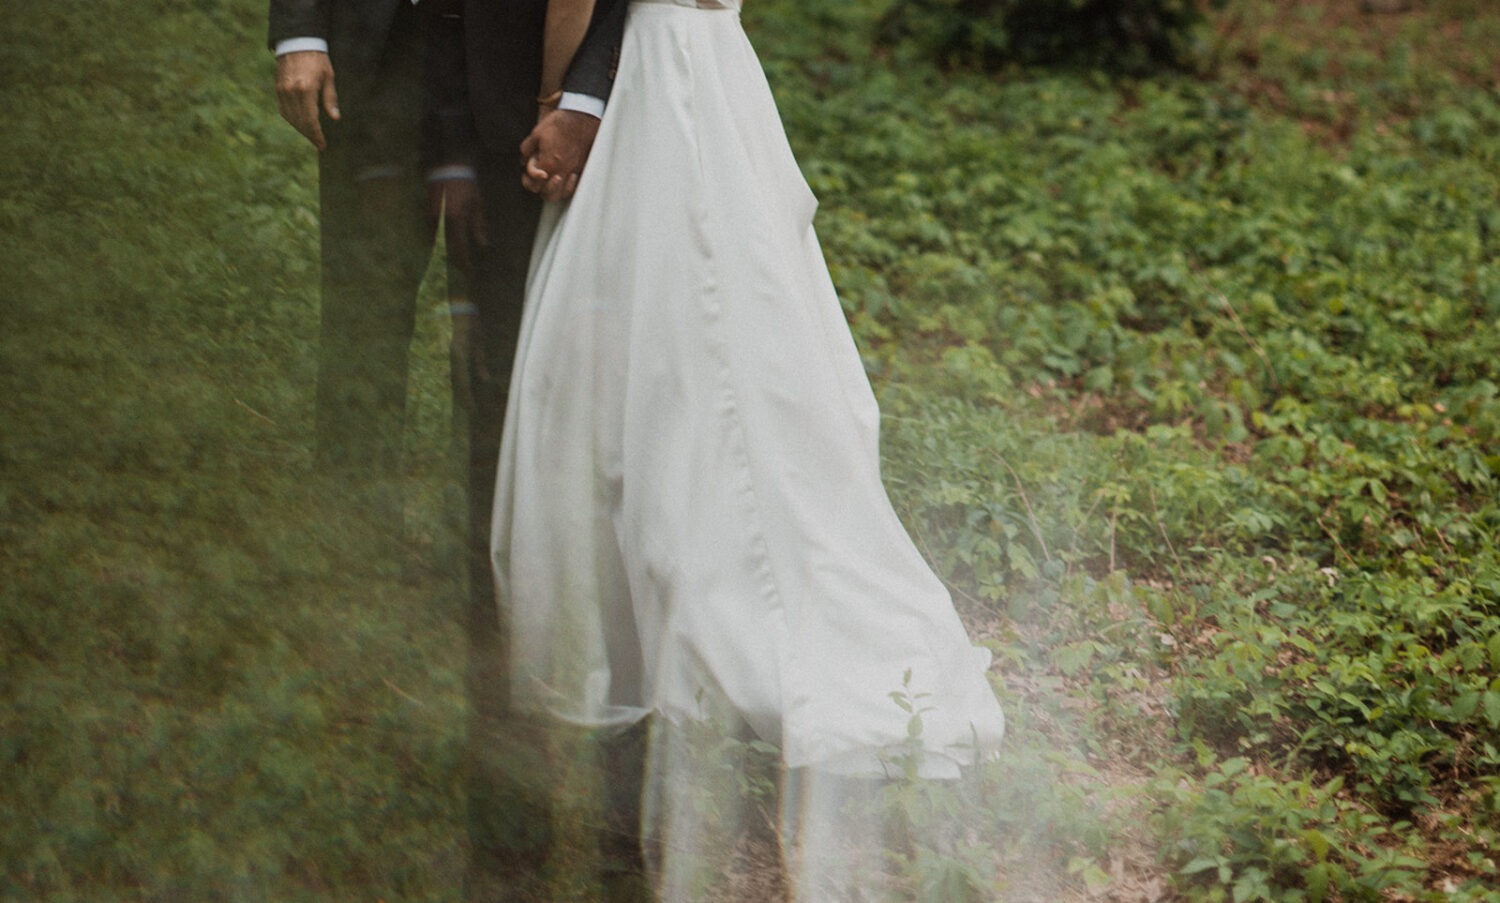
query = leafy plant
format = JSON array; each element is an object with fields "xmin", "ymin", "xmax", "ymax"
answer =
[{"xmin": 877, "ymin": 0, "xmax": 1228, "ymax": 73}]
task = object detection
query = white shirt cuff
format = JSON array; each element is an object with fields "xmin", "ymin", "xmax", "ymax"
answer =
[
  {"xmin": 274, "ymin": 37, "xmax": 329, "ymax": 57},
  {"xmin": 427, "ymin": 164, "xmax": 478, "ymax": 183},
  {"xmin": 558, "ymin": 92, "xmax": 606, "ymax": 119}
]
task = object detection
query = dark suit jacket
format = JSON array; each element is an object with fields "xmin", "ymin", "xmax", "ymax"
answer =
[
  {"xmin": 269, "ymin": 0, "xmax": 625, "ymax": 165},
  {"xmin": 422, "ymin": 0, "xmax": 628, "ymax": 171},
  {"xmin": 267, "ymin": 0, "xmax": 416, "ymax": 108}
]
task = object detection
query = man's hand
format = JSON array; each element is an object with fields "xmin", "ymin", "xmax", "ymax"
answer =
[
  {"xmin": 520, "ymin": 109, "xmax": 601, "ymax": 202},
  {"xmin": 275, "ymin": 51, "xmax": 339, "ymax": 150}
]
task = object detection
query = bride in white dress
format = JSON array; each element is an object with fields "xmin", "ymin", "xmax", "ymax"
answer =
[{"xmin": 491, "ymin": 0, "xmax": 1006, "ymax": 895}]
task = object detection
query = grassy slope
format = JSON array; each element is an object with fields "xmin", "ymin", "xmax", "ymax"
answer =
[
  {"xmin": 1, "ymin": 1, "xmax": 469, "ymax": 898},
  {"xmin": 3, "ymin": 0, "xmax": 1499, "ymax": 899}
]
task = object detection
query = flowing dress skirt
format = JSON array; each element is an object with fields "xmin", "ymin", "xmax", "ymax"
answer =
[
  {"xmin": 490, "ymin": 0, "xmax": 1004, "ymax": 848},
  {"xmin": 491, "ymin": 0, "xmax": 1004, "ymax": 780}
]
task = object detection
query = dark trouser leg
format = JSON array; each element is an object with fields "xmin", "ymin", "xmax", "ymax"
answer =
[
  {"xmin": 460, "ymin": 148, "xmax": 550, "ymax": 895},
  {"xmin": 598, "ymin": 720, "xmax": 650, "ymax": 901},
  {"xmin": 460, "ymin": 150, "xmax": 649, "ymax": 901},
  {"xmin": 313, "ymin": 12, "xmax": 431, "ymax": 538}
]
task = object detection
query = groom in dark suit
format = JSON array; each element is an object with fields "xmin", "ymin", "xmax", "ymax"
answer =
[
  {"xmin": 269, "ymin": 0, "xmax": 430, "ymax": 532},
  {"xmin": 268, "ymin": 0, "xmax": 632, "ymax": 899},
  {"xmin": 268, "ymin": 0, "xmax": 621, "ymax": 490}
]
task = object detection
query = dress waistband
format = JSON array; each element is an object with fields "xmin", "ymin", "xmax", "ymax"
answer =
[{"xmin": 631, "ymin": 0, "xmax": 741, "ymax": 11}]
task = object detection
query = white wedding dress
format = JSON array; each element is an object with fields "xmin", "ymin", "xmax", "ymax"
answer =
[{"xmin": 491, "ymin": 0, "xmax": 1005, "ymax": 890}]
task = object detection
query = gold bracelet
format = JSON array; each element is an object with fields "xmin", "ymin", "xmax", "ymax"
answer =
[{"xmin": 537, "ymin": 89, "xmax": 563, "ymax": 106}]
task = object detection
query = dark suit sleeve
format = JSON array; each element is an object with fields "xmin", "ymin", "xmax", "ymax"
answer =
[
  {"xmin": 267, "ymin": 0, "xmax": 330, "ymax": 49},
  {"xmin": 561, "ymin": 0, "xmax": 627, "ymax": 101}
]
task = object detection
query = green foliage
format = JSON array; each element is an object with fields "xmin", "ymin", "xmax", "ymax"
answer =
[
  {"xmin": 877, "ymin": 0, "xmax": 1227, "ymax": 73},
  {"xmin": 1154, "ymin": 757, "xmax": 1441, "ymax": 902}
]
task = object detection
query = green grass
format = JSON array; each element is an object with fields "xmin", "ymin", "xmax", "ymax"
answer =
[
  {"xmin": 4, "ymin": 0, "xmax": 1500, "ymax": 899},
  {"xmin": 2, "ymin": 1, "xmax": 470, "ymax": 898}
]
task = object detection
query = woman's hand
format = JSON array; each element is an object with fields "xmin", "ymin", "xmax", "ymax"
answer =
[{"xmin": 520, "ymin": 109, "xmax": 600, "ymax": 201}]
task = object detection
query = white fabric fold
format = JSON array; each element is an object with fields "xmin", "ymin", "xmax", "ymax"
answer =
[{"xmin": 491, "ymin": 0, "xmax": 1004, "ymax": 779}]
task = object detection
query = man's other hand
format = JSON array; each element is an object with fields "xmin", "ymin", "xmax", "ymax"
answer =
[
  {"xmin": 520, "ymin": 109, "xmax": 601, "ymax": 202},
  {"xmin": 276, "ymin": 51, "xmax": 339, "ymax": 150}
]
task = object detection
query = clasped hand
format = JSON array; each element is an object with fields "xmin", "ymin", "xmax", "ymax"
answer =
[{"xmin": 520, "ymin": 108, "xmax": 600, "ymax": 202}]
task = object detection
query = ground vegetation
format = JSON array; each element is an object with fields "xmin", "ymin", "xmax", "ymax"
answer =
[{"xmin": 3, "ymin": 0, "xmax": 1498, "ymax": 898}]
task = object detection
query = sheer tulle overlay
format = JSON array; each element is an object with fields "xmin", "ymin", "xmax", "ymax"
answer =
[{"xmin": 491, "ymin": 0, "xmax": 1005, "ymax": 893}]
